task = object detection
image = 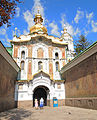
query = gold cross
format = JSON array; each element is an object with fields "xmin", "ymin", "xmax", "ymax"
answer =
[
  {"xmin": 36, "ymin": 5, "xmax": 41, "ymax": 14},
  {"xmin": 38, "ymin": 9, "xmax": 40, "ymax": 14}
]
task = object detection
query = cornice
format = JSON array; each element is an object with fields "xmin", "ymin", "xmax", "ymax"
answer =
[{"xmin": 10, "ymin": 34, "xmax": 68, "ymax": 46}]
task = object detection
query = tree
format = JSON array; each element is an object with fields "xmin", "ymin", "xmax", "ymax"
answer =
[
  {"xmin": 74, "ymin": 35, "xmax": 90, "ymax": 55},
  {"xmin": 0, "ymin": 0, "xmax": 21, "ymax": 27}
]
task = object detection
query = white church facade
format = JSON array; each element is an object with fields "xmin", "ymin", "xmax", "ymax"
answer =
[{"xmin": 10, "ymin": 12, "xmax": 74, "ymax": 107}]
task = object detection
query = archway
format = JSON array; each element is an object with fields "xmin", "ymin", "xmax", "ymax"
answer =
[{"xmin": 33, "ymin": 86, "xmax": 49, "ymax": 107}]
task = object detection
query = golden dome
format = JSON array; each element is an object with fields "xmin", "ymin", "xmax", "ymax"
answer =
[
  {"xmin": 30, "ymin": 12, "xmax": 47, "ymax": 34},
  {"xmin": 30, "ymin": 23, "xmax": 47, "ymax": 34}
]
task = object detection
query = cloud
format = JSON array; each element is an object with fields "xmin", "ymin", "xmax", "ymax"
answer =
[
  {"xmin": 16, "ymin": 7, "xmax": 20, "ymax": 17},
  {"xmin": 23, "ymin": 10, "xmax": 34, "ymax": 30},
  {"xmin": 12, "ymin": 30, "xmax": 15, "ymax": 36},
  {"xmin": 23, "ymin": 29, "xmax": 29, "ymax": 35},
  {"xmin": 23, "ymin": 0, "xmax": 45, "ymax": 30},
  {"xmin": 86, "ymin": 12, "xmax": 94, "ymax": 24},
  {"xmin": 60, "ymin": 14, "xmax": 66, "ymax": 29},
  {"xmin": 4, "ymin": 42, "xmax": 10, "ymax": 46},
  {"xmin": 5, "ymin": 35, "xmax": 10, "ymax": 43},
  {"xmin": 17, "ymin": 29, "xmax": 21, "ymax": 36},
  {"xmin": 84, "ymin": 29, "xmax": 90, "ymax": 36},
  {"xmin": 74, "ymin": 10, "xmax": 84, "ymax": 23},
  {"xmin": 60, "ymin": 14, "xmax": 80, "ymax": 36},
  {"xmin": 2, "ymin": 34, "xmax": 11, "ymax": 46},
  {"xmin": 32, "ymin": 0, "xmax": 45, "ymax": 18},
  {"xmin": 65, "ymin": 23, "xmax": 74, "ymax": 35},
  {"xmin": 0, "ymin": 28, "xmax": 6, "ymax": 35},
  {"xmin": 1, "ymin": 39, "xmax": 5, "ymax": 42},
  {"xmin": 12, "ymin": 28, "xmax": 21, "ymax": 37},
  {"xmin": 64, "ymin": 23, "xmax": 80, "ymax": 36},
  {"xmin": 91, "ymin": 20, "xmax": 97, "ymax": 32},
  {"xmin": 49, "ymin": 21, "xmax": 60, "ymax": 37},
  {"xmin": 11, "ymin": 23, "xmax": 14, "ymax": 26},
  {"xmin": 73, "ymin": 27, "xmax": 81, "ymax": 36}
]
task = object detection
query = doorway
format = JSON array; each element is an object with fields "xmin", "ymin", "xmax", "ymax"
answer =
[{"xmin": 33, "ymin": 86, "xmax": 49, "ymax": 106}]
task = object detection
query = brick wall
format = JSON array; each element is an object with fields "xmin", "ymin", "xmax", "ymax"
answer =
[{"xmin": 0, "ymin": 54, "xmax": 18, "ymax": 112}]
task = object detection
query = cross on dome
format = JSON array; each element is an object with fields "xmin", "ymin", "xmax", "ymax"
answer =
[
  {"xmin": 30, "ymin": 9, "xmax": 47, "ymax": 34},
  {"xmin": 38, "ymin": 9, "xmax": 40, "ymax": 14},
  {"xmin": 34, "ymin": 10, "xmax": 43, "ymax": 25},
  {"xmin": 63, "ymin": 24, "xmax": 67, "ymax": 33}
]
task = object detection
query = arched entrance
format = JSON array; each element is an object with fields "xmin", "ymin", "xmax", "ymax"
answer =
[{"xmin": 33, "ymin": 86, "xmax": 49, "ymax": 107}]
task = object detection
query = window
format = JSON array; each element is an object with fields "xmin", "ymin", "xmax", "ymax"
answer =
[
  {"xmin": 38, "ymin": 61, "xmax": 42, "ymax": 70},
  {"xmin": 18, "ymin": 84, "xmax": 23, "ymax": 90},
  {"xmin": 56, "ymin": 62, "xmax": 59, "ymax": 71},
  {"xmin": 21, "ymin": 51, "xmax": 25, "ymax": 59},
  {"xmin": 57, "ymin": 83, "xmax": 61, "ymax": 89},
  {"xmin": 20, "ymin": 94, "xmax": 23, "ymax": 98},
  {"xmin": 55, "ymin": 52, "xmax": 59, "ymax": 59},
  {"xmin": 21, "ymin": 61, "xmax": 25, "ymax": 70}
]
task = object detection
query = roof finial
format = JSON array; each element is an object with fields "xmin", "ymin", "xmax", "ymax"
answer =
[
  {"xmin": 63, "ymin": 24, "xmax": 67, "ymax": 33},
  {"xmin": 38, "ymin": 9, "xmax": 40, "ymax": 14},
  {"xmin": 14, "ymin": 27, "xmax": 17, "ymax": 37},
  {"xmin": 34, "ymin": 8, "xmax": 43, "ymax": 24}
]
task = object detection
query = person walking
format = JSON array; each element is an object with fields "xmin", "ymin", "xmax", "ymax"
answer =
[
  {"xmin": 40, "ymin": 97, "xmax": 44, "ymax": 109},
  {"xmin": 35, "ymin": 99, "xmax": 38, "ymax": 109}
]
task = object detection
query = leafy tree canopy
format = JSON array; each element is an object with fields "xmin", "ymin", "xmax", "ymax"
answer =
[
  {"xmin": 0, "ymin": 0, "xmax": 21, "ymax": 27},
  {"xmin": 74, "ymin": 35, "xmax": 90, "ymax": 55}
]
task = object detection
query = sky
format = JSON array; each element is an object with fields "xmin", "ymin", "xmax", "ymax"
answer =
[{"xmin": 0, "ymin": 0, "xmax": 97, "ymax": 47}]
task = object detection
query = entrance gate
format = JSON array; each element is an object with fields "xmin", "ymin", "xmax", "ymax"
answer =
[{"xmin": 33, "ymin": 86, "xmax": 49, "ymax": 106}]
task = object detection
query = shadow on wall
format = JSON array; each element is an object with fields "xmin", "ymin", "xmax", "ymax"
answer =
[{"xmin": 0, "ymin": 108, "xmax": 33, "ymax": 120}]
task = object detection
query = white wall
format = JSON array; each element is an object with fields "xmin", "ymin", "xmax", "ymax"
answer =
[{"xmin": 15, "ymin": 77, "xmax": 65, "ymax": 101}]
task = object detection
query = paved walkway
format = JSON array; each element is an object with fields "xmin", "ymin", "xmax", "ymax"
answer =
[{"xmin": 0, "ymin": 106, "xmax": 97, "ymax": 120}]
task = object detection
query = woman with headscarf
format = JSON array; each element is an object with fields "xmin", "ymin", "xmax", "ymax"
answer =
[
  {"xmin": 40, "ymin": 97, "xmax": 44, "ymax": 109},
  {"xmin": 35, "ymin": 99, "xmax": 38, "ymax": 109}
]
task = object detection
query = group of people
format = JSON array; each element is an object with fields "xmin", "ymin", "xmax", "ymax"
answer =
[{"xmin": 35, "ymin": 98, "xmax": 44, "ymax": 109}]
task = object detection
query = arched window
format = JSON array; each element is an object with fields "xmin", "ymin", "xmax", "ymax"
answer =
[
  {"xmin": 56, "ymin": 62, "xmax": 59, "ymax": 71},
  {"xmin": 21, "ymin": 61, "xmax": 25, "ymax": 70},
  {"xmin": 21, "ymin": 51, "xmax": 25, "ymax": 59},
  {"xmin": 55, "ymin": 52, "xmax": 59, "ymax": 59},
  {"xmin": 57, "ymin": 83, "xmax": 61, "ymax": 89},
  {"xmin": 38, "ymin": 61, "xmax": 42, "ymax": 70},
  {"xmin": 18, "ymin": 84, "xmax": 23, "ymax": 90}
]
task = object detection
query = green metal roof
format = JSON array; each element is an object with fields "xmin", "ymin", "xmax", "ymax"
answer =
[{"xmin": 6, "ymin": 47, "xmax": 13, "ymax": 56}]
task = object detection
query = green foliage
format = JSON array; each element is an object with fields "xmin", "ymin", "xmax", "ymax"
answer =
[
  {"xmin": 74, "ymin": 35, "xmax": 90, "ymax": 55},
  {"xmin": 0, "ymin": 0, "xmax": 21, "ymax": 27}
]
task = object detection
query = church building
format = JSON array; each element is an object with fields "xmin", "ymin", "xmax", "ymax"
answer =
[{"xmin": 10, "ymin": 12, "xmax": 74, "ymax": 107}]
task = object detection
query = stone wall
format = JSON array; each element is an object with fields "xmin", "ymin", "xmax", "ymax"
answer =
[
  {"xmin": 17, "ymin": 101, "xmax": 33, "ymax": 108},
  {"xmin": 17, "ymin": 99, "xmax": 65, "ymax": 108},
  {"xmin": 49, "ymin": 99, "xmax": 65, "ymax": 107},
  {"xmin": 65, "ymin": 98, "xmax": 97, "ymax": 110},
  {"xmin": 0, "ymin": 54, "xmax": 18, "ymax": 112},
  {"xmin": 62, "ymin": 52, "xmax": 97, "ymax": 109},
  {"xmin": 58, "ymin": 99, "xmax": 65, "ymax": 106}
]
